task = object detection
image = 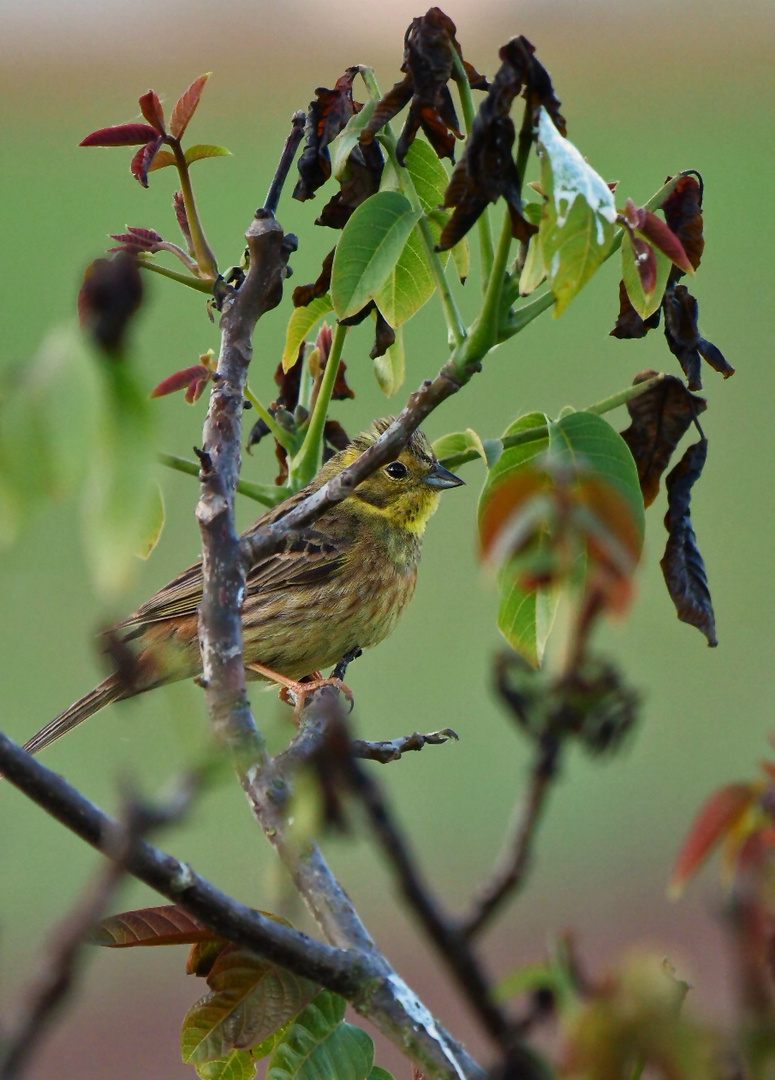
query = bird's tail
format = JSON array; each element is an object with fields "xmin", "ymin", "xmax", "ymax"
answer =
[{"xmin": 21, "ymin": 677, "xmax": 123, "ymax": 759}]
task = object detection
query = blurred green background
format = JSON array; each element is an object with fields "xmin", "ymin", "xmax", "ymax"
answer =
[{"xmin": 1, "ymin": 0, "xmax": 773, "ymax": 1075}]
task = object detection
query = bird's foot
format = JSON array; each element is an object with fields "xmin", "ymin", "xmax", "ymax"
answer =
[{"xmin": 245, "ymin": 662, "xmax": 354, "ymax": 717}]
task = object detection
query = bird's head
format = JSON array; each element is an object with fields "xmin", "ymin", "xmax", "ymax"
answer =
[{"xmin": 320, "ymin": 417, "xmax": 464, "ymax": 535}]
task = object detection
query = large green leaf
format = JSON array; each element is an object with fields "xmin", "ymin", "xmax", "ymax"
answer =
[
  {"xmin": 479, "ymin": 413, "xmax": 557, "ymax": 667},
  {"xmin": 547, "ymin": 411, "xmax": 645, "ymax": 546},
  {"xmin": 267, "ymin": 991, "xmax": 374, "ymax": 1080},
  {"xmin": 181, "ymin": 947, "xmax": 318, "ymax": 1063},
  {"xmin": 331, "ymin": 192, "xmax": 421, "ymax": 319},
  {"xmin": 374, "ymin": 141, "xmax": 451, "ymax": 326},
  {"xmin": 194, "ymin": 1049, "xmax": 257, "ymax": 1080},
  {"xmin": 536, "ymin": 107, "xmax": 617, "ymax": 316},
  {"xmin": 282, "ymin": 296, "xmax": 333, "ymax": 372}
]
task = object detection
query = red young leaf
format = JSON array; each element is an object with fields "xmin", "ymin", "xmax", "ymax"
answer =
[
  {"xmin": 151, "ymin": 364, "xmax": 210, "ymax": 398},
  {"xmin": 92, "ymin": 904, "xmax": 220, "ymax": 947},
  {"xmin": 139, "ymin": 89, "xmax": 166, "ymax": 133},
  {"xmin": 638, "ymin": 210, "xmax": 694, "ymax": 276},
  {"xmin": 173, "ymin": 190, "xmax": 194, "ymax": 252},
  {"xmin": 131, "ymin": 137, "xmax": 163, "ymax": 187},
  {"xmin": 660, "ymin": 438, "xmax": 717, "ymax": 646},
  {"xmin": 186, "ymin": 376, "xmax": 210, "ymax": 404},
  {"xmin": 108, "ymin": 226, "xmax": 164, "ymax": 254},
  {"xmin": 662, "ymin": 173, "xmax": 704, "ymax": 273},
  {"xmin": 170, "ymin": 73, "xmax": 211, "ymax": 139},
  {"xmin": 670, "ymin": 783, "xmax": 756, "ymax": 894},
  {"xmin": 80, "ymin": 123, "xmax": 160, "ymax": 147},
  {"xmin": 631, "ymin": 234, "xmax": 658, "ymax": 298},
  {"xmin": 619, "ymin": 370, "xmax": 707, "ymax": 507}
]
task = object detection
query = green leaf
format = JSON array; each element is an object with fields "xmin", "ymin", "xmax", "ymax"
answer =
[
  {"xmin": 331, "ymin": 192, "xmax": 421, "ymax": 319},
  {"xmin": 450, "ymin": 234, "xmax": 470, "ymax": 284},
  {"xmin": 282, "ymin": 296, "xmax": 333, "ymax": 372},
  {"xmin": 182, "ymin": 947, "xmax": 318, "ymax": 1063},
  {"xmin": 268, "ymin": 992, "xmax": 374, "ymax": 1080},
  {"xmin": 373, "ymin": 324, "xmax": 405, "ymax": 396},
  {"xmin": 135, "ymin": 481, "xmax": 165, "ymax": 559},
  {"xmin": 0, "ymin": 325, "xmax": 100, "ymax": 547},
  {"xmin": 518, "ymin": 235, "xmax": 547, "ymax": 296},
  {"xmin": 621, "ymin": 231, "xmax": 672, "ymax": 319},
  {"xmin": 148, "ymin": 150, "xmax": 177, "ymax": 172},
  {"xmin": 432, "ymin": 428, "xmax": 488, "ymax": 465},
  {"xmin": 82, "ymin": 361, "xmax": 158, "ymax": 598},
  {"xmin": 367, "ymin": 1069, "xmax": 396, "ymax": 1080},
  {"xmin": 536, "ymin": 107, "xmax": 617, "ymax": 316},
  {"xmin": 186, "ymin": 144, "xmax": 232, "ymax": 165},
  {"xmin": 374, "ymin": 141, "xmax": 451, "ymax": 326},
  {"xmin": 547, "ymin": 411, "xmax": 645, "ymax": 547},
  {"xmin": 194, "ymin": 1049, "xmax": 256, "ymax": 1080},
  {"xmin": 329, "ymin": 101, "xmax": 378, "ymax": 181},
  {"xmin": 479, "ymin": 413, "xmax": 557, "ymax": 668}
]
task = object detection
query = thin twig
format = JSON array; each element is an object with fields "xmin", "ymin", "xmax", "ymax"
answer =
[
  {"xmin": 0, "ymin": 732, "xmax": 484, "ymax": 1080},
  {"xmin": 351, "ymin": 729, "xmax": 459, "ymax": 764},
  {"xmin": 264, "ymin": 111, "xmax": 306, "ymax": 214},
  {"xmin": 0, "ymin": 779, "xmax": 196, "ymax": 1080},
  {"xmin": 458, "ymin": 737, "xmax": 561, "ymax": 938}
]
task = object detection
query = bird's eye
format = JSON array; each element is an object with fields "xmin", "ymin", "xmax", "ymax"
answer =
[{"xmin": 385, "ymin": 461, "xmax": 408, "ymax": 480}]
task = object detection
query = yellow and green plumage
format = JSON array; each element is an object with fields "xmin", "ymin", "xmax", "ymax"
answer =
[{"xmin": 22, "ymin": 418, "xmax": 463, "ymax": 759}]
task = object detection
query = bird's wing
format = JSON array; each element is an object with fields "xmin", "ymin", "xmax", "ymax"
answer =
[{"xmin": 116, "ymin": 527, "xmax": 347, "ymax": 634}]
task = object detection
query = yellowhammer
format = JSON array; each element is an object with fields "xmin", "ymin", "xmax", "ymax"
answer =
[{"xmin": 22, "ymin": 418, "xmax": 463, "ymax": 759}]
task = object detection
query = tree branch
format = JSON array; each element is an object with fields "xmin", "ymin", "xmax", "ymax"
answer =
[
  {"xmin": 0, "ymin": 732, "xmax": 485, "ymax": 1080},
  {"xmin": 351, "ymin": 728, "xmax": 459, "ymax": 764}
]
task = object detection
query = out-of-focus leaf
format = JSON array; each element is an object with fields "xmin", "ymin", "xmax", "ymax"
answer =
[
  {"xmin": 619, "ymin": 370, "xmax": 706, "ymax": 507},
  {"xmin": 663, "ymin": 284, "xmax": 734, "ymax": 391},
  {"xmin": 92, "ymin": 904, "xmax": 219, "ymax": 947},
  {"xmin": 0, "ymin": 326, "xmax": 100, "ymax": 548},
  {"xmin": 536, "ymin": 107, "xmax": 617, "ymax": 316},
  {"xmin": 188, "ymin": 939, "xmax": 230, "ymax": 978},
  {"xmin": 193, "ymin": 1049, "xmax": 256, "ymax": 1080},
  {"xmin": 136, "ymin": 481, "xmax": 165, "ymax": 559},
  {"xmin": 282, "ymin": 296, "xmax": 333, "ymax": 372},
  {"xmin": 267, "ymin": 991, "xmax": 374, "ymax": 1080},
  {"xmin": 170, "ymin": 73, "xmax": 212, "ymax": 140},
  {"xmin": 669, "ymin": 783, "xmax": 758, "ymax": 896},
  {"xmin": 660, "ymin": 438, "xmax": 717, "ymax": 646},
  {"xmin": 78, "ymin": 254, "xmax": 143, "ymax": 355},
  {"xmin": 331, "ymin": 192, "xmax": 421, "ymax": 319},
  {"xmin": 182, "ymin": 946, "xmax": 318, "ymax": 1063},
  {"xmin": 373, "ymin": 324, "xmax": 405, "ymax": 396},
  {"xmin": 83, "ymin": 361, "xmax": 158, "ymax": 597},
  {"xmin": 80, "ymin": 124, "xmax": 160, "ymax": 147},
  {"xmin": 368, "ymin": 1069, "xmax": 395, "ymax": 1080}
]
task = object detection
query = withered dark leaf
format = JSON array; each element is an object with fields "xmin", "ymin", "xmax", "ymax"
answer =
[
  {"xmin": 662, "ymin": 173, "xmax": 704, "ymax": 273},
  {"xmin": 663, "ymin": 284, "xmax": 734, "ymax": 391},
  {"xmin": 437, "ymin": 35, "xmax": 553, "ymax": 251},
  {"xmin": 620, "ymin": 370, "xmax": 707, "ymax": 507},
  {"xmin": 316, "ymin": 140, "xmax": 384, "ymax": 230},
  {"xmin": 328, "ymin": 358, "xmax": 355, "ymax": 401},
  {"xmin": 660, "ymin": 438, "xmax": 717, "ymax": 647},
  {"xmin": 610, "ymin": 280, "xmax": 662, "ymax": 339},
  {"xmin": 293, "ymin": 248, "xmax": 335, "ymax": 307},
  {"xmin": 324, "ymin": 419, "xmax": 351, "ymax": 452},
  {"xmin": 294, "ymin": 68, "xmax": 360, "ymax": 201},
  {"xmin": 362, "ymin": 7, "xmax": 483, "ymax": 165},
  {"xmin": 78, "ymin": 254, "xmax": 143, "ymax": 356},
  {"xmin": 274, "ymin": 354, "xmax": 303, "ymax": 411},
  {"xmin": 370, "ymin": 309, "xmax": 396, "ymax": 359}
]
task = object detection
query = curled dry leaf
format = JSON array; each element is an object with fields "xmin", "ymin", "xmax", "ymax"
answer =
[
  {"xmin": 662, "ymin": 173, "xmax": 704, "ymax": 273},
  {"xmin": 663, "ymin": 283, "xmax": 734, "ymax": 391},
  {"xmin": 610, "ymin": 280, "xmax": 662, "ymax": 339},
  {"xmin": 619, "ymin": 370, "xmax": 707, "ymax": 507},
  {"xmin": 438, "ymin": 35, "xmax": 561, "ymax": 250},
  {"xmin": 294, "ymin": 68, "xmax": 362, "ymax": 201},
  {"xmin": 660, "ymin": 438, "xmax": 717, "ymax": 646}
]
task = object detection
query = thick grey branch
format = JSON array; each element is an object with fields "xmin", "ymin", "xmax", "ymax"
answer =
[{"xmin": 0, "ymin": 732, "xmax": 484, "ymax": 1080}]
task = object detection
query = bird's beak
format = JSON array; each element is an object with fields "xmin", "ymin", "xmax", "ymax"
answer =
[{"xmin": 423, "ymin": 462, "xmax": 465, "ymax": 490}]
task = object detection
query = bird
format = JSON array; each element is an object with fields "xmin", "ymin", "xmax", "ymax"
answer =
[{"xmin": 20, "ymin": 418, "xmax": 464, "ymax": 761}]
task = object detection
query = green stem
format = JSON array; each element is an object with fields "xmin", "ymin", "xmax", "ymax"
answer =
[
  {"xmin": 169, "ymin": 138, "xmax": 219, "ymax": 280},
  {"xmin": 288, "ymin": 322, "xmax": 348, "ymax": 489},
  {"xmin": 500, "ymin": 290, "xmax": 556, "ymax": 340},
  {"xmin": 450, "ymin": 51, "xmax": 493, "ymax": 282},
  {"xmin": 244, "ymin": 386, "xmax": 297, "ymax": 453},
  {"xmin": 462, "ymin": 208, "xmax": 513, "ymax": 365},
  {"xmin": 158, "ymin": 453, "xmax": 285, "ymax": 507},
  {"xmin": 136, "ymin": 258, "xmax": 213, "ymax": 293},
  {"xmin": 359, "ymin": 66, "xmax": 466, "ymax": 348},
  {"xmin": 437, "ymin": 373, "xmax": 668, "ymax": 470}
]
